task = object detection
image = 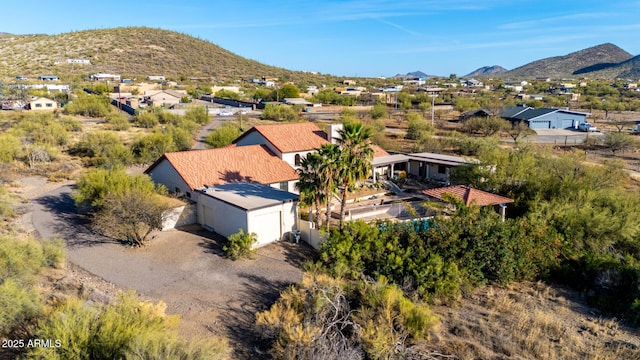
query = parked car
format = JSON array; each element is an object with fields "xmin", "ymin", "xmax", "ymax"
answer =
[
  {"xmin": 219, "ymin": 111, "xmax": 234, "ymax": 116},
  {"xmin": 579, "ymin": 123, "xmax": 598, "ymax": 132}
]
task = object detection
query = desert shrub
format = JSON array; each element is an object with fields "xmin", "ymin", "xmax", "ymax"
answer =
[
  {"xmin": 0, "ymin": 133, "xmax": 22, "ymax": 163},
  {"xmin": 369, "ymin": 103, "xmax": 388, "ymax": 120},
  {"xmin": 131, "ymin": 133, "xmax": 177, "ymax": 164},
  {"xmin": 73, "ymin": 168, "xmax": 163, "ymax": 209},
  {"xmin": 205, "ymin": 123, "xmax": 241, "ymax": 148},
  {"xmin": 0, "ymin": 236, "xmax": 64, "ymax": 337},
  {"xmin": 256, "ymin": 272, "xmax": 438, "ymax": 359},
  {"xmin": 27, "ymin": 292, "xmax": 228, "ymax": 360},
  {"xmin": 261, "ymin": 104, "xmax": 298, "ymax": 122},
  {"xmin": 183, "ymin": 106, "xmax": 209, "ymax": 124},
  {"xmin": 63, "ymin": 94, "xmax": 111, "ymax": 117},
  {"xmin": 223, "ymin": 229, "xmax": 257, "ymax": 260},
  {"xmin": 405, "ymin": 112, "xmax": 432, "ymax": 140},
  {"xmin": 166, "ymin": 126, "xmax": 193, "ymax": 151},
  {"xmin": 105, "ymin": 112, "xmax": 130, "ymax": 131},
  {"xmin": 0, "ymin": 279, "xmax": 43, "ymax": 337},
  {"xmin": 70, "ymin": 131, "xmax": 133, "ymax": 168},
  {"xmin": 135, "ymin": 111, "xmax": 159, "ymax": 128},
  {"xmin": 58, "ymin": 117, "xmax": 82, "ymax": 132}
]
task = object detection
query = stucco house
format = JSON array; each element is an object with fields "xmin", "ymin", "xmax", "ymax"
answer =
[
  {"xmin": 232, "ymin": 122, "xmax": 389, "ymax": 171},
  {"xmin": 28, "ymin": 97, "xmax": 57, "ymax": 111},
  {"xmin": 144, "ymin": 144, "xmax": 299, "ymax": 198},
  {"xmin": 198, "ymin": 182, "xmax": 299, "ymax": 248},
  {"xmin": 500, "ymin": 105, "xmax": 588, "ymax": 130},
  {"xmin": 146, "ymin": 90, "xmax": 187, "ymax": 107}
]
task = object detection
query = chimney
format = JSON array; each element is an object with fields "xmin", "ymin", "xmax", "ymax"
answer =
[{"xmin": 327, "ymin": 123, "xmax": 343, "ymax": 145}]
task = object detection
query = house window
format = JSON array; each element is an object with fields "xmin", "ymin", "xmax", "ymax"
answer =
[
  {"xmin": 175, "ymin": 187, "xmax": 181, "ymax": 194},
  {"xmin": 35, "ymin": 103, "xmax": 42, "ymax": 108},
  {"xmin": 186, "ymin": 192, "xmax": 191, "ymax": 198},
  {"xmin": 46, "ymin": 103, "xmax": 53, "ymax": 107},
  {"xmin": 279, "ymin": 182, "xmax": 288, "ymax": 191},
  {"xmin": 294, "ymin": 154, "xmax": 302, "ymax": 166},
  {"xmin": 438, "ymin": 165, "xmax": 447, "ymax": 174}
]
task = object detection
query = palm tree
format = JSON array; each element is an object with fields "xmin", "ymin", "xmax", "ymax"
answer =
[
  {"xmin": 317, "ymin": 143, "xmax": 341, "ymax": 229},
  {"xmin": 296, "ymin": 152, "xmax": 325, "ymax": 229},
  {"xmin": 336, "ymin": 122, "xmax": 374, "ymax": 228}
]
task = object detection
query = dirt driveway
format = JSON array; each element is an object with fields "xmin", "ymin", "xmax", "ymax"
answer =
[{"xmin": 29, "ymin": 182, "xmax": 314, "ymax": 359}]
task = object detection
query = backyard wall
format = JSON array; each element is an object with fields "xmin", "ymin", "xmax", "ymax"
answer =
[{"xmin": 162, "ymin": 204, "xmax": 197, "ymax": 230}]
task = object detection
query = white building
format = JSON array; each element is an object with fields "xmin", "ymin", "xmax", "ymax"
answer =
[{"xmin": 197, "ymin": 182, "xmax": 299, "ymax": 248}]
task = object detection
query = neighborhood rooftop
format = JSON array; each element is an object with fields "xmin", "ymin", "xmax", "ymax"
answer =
[
  {"xmin": 423, "ymin": 185, "xmax": 514, "ymax": 207},
  {"xmin": 233, "ymin": 122, "xmax": 329, "ymax": 153},
  {"xmin": 145, "ymin": 145, "xmax": 299, "ymax": 190},
  {"xmin": 201, "ymin": 182, "xmax": 299, "ymax": 211}
]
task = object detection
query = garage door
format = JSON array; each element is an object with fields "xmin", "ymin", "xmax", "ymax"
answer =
[
  {"xmin": 529, "ymin": 120, "xmax": 550, "ymax": 129},
  {"xmin": 252, "ymin": 211, "xmax": 282, "ymax": 247},
  {"xmin": 561, "ymin": 119, "xmax": 574, "ymax": 129}
]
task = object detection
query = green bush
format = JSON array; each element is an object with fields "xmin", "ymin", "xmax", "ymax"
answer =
[
  {"xmin": 63, "ymin": 94, "xmax": 111, "ymax": 117},
  {"xmin": 0, "ymin": 236, "xmax": 64, "ymax": 338},
  {"xmin": 27, "ymin": 292, "xmax": 228, "ymax": 360},
  {"xmin": 105, "ymin": 112, "xmax": 130, "ymax": 131},
  {"xmin": 135, "ymin": 111, "xmax": 159, "ymax": 129},
  {"xmin": 131, "ymin": 133, "xmax": 177, "ymax": 164},
  {"xmin": 256, "ymin": 272, "xmax": 438, "ymax": 359},
  {"xmin": 223, "ymin": 229, "xmax": 257, "ymax": 260},
  {"xmin": 0, "ymin": 133, "xmax": 21, "ymax": 163},
  {"xmin": 205, "ymin": 123, "xmax": 241, "ymax": 148},
  {"xmin": 184, "ymin": 106, "xmax": 210, "ymax": 124},
  {"xmin": 260, "ymin": 104, "xmax": 299, "ymax": 122},
  {"xmin": 370, "ymin": 103, "xmax": 388, "ymax": 120}
]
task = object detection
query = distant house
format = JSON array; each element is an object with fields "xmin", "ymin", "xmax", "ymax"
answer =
[
  {"xmin": 144, "ymin": 145, "xmax": 299, "ymax": 198},
  {"xmin": 90, "ymin": 73, "xmax": 121, "ymax": 82},
  {"xmin": 146, "ymin": 90, "xmax": 187, "ymax": 107},
  {"xmin": 500, "ymin": 105, "xmax": 588, "ymax": 129},
  {"xmin": 147, "ymin": 75, "xmax": 166, "ymax": 81},
  {"xmin": 28, "ymin": 97, "xmax": 57, "ymax": 111},
  {"xmin": 197, "ymin": 182, "xmax": 299, "ymax": 248},
  {"xmin": 65, "ymin": 59, "xmax": 91, "ymax": 65},
  {"xmin": 459, "ymin": 109, "xmax": 492, "ymax": 120},
  {"xmin": 38, "ymin": 75, "xmax": 59, "ymax": 81},
  {"xmin": 464, "ymin": 79, "xmax": 483, "ymax": 87},
  {"xmin": 423, "ymin": 185, "xmax": 514, "ymax": 220}
]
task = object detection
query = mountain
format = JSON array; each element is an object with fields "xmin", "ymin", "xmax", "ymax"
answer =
[
  {"xmin": 393, "ymin": 71, "xmax": 438, "ymax": 78},
  {"xmin": 463, "ymin": 65, "xmax": 508, "ymax": 78},
  {"xmin": 504, "ymin": 43, "xmax": 633, "ymax": 79},
  {"xmin": 0, "ymin": 27, "xmax": 329, "ymax": 81}
]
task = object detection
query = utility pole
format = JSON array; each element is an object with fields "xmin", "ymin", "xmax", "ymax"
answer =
[{"xmin": 431, "ymin": 93, "xmax": 435, "ymax": 126}]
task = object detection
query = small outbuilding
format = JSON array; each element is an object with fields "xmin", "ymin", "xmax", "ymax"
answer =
[{"xmin": 197, "ymin": 182, "xmax": 299, "ymax": 248}]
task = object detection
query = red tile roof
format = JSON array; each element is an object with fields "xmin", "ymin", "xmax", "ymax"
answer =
[
  {"xmin": 235, "ymin": 122, "xmax": 329, "ymax": 153},
  {"xmin": 371, "ymin": 144, "xmax": 390, "ymax": 158},
  {"xmin": 423, "ymin": 185, "xmax": 514, "ymax": 207},
  {"xmin": 146, "ymin": 145, "xmax": 299, "ymax": 190}
]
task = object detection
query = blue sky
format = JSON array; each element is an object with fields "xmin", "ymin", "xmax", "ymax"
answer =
[{"xmin": 3, "ymin": 1, "xmax": 640, "ymax": 77}]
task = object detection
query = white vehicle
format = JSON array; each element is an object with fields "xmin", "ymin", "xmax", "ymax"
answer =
[
  {"xmin": 579, "ymin": 123, "xmax": 598, "ymax": 132},
  {"xmin": 219, "ymin": 111, "xmax": 234, "ymax": 116}
]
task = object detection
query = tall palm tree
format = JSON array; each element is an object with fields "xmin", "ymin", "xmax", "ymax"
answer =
[
  {"xmin": 336, "ymin": 122, "xmax": 374, "ymax": 228},
  {"xmin": 317, "ymin": 143, "xmax": 341, "ymax": 229},
  {"xmin": 296, "ymin": 152, "xmax": 325, "ymax": 229}
]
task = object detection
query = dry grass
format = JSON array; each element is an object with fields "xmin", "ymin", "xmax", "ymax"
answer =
[{"xmin": 428, "ymin": 281, "xmax": 640, "ymax": 360}]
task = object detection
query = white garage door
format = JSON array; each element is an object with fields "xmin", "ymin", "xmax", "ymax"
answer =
[{"xmin": 252, "ymin": 211, "xmax": 282, "ymax": 247}]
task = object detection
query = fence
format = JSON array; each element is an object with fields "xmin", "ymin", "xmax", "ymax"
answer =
[{"xmin": 586, "ymin": 149, "xmax": 640, "ymax": 172}]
